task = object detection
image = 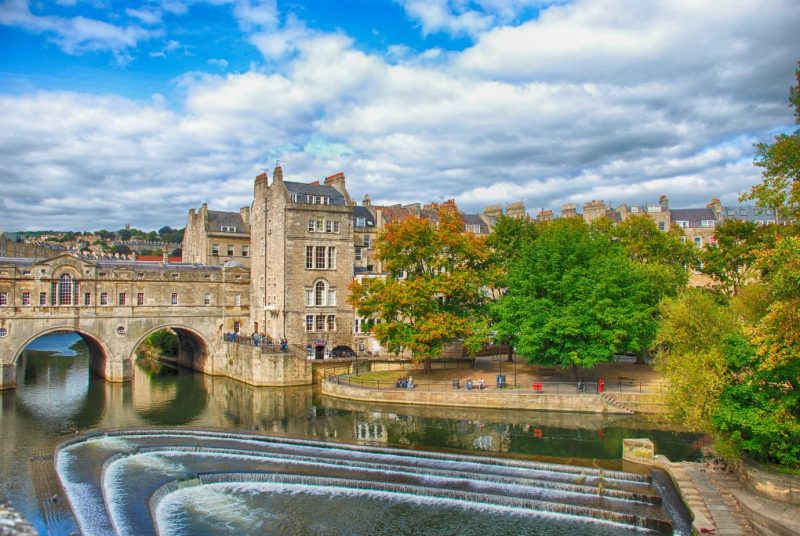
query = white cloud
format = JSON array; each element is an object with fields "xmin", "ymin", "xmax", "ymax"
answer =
[
  {"xmin": 1, "ymin": 0, "xmax": 798, "ymax": 230},
  {"xmin": 0, "ymin": 0, "xmax": 158, "ymax": 57},
  {"xmin": 125, "ymin": 7, "xmax": 162, "ymax": 25},
  {"xmin": 207, "ymin": 58, "xmax": 229, "ymax": 68}
]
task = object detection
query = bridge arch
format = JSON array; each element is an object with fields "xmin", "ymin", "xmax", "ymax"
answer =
[
  {"xmin": 130, "ymin": 323, "xmax": 215, "ymax": 374},
  {"xmin": 12, "ymin": 326, "xmax": 115, "ymax": 381}
]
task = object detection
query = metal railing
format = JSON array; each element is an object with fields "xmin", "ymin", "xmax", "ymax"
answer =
[
  {"xmin": 222, "ymin": 333, "xmax": 290, "ymax": 354},
  {"xmin": 324, "ymin": 372, "xmax": 665, "ymax": 395}
]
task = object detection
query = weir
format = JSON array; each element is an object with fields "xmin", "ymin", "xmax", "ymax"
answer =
[{"xmin": 55, "ymin": 429, "xmax": 688, "ymax": 535}]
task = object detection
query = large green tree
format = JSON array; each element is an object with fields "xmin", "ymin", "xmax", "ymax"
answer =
[
  {"xmin": 349, "ymin": 205, "xmax": 491, "ymax": 370},
  {"xmin": 493, "ymin": 218, "xmax": 664, "ymax": 375},
  {"xmin": 700, "ymin": 219, "xmax": 762, "ymax": 296}
]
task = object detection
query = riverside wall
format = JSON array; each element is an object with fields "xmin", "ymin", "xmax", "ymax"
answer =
[{"xmin": 321, "ymin": 380, "xmax": 630, "ymax": 414}]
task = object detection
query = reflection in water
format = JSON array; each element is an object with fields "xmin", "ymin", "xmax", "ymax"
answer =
[{"xmin": 1, "ymin": 334, "xmax": 707, "ymax": 535}]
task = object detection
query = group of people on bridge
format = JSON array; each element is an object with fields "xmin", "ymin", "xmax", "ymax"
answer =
[{"xmin": 223, "ymin": 332, "xmax": 289, "ymax": 352}]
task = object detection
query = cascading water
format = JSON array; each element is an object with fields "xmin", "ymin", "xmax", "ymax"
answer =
[{"xmin": 55, "ymin": 429, "xmax": 689, "ymax": 535}]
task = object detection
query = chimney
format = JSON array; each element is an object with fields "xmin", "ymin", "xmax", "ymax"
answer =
[
  {"xmin": 273, "ymin": 165, "xmax": 283, "ymax": 183},
  {"xmin": 363, "ymin": 194, "xmax": 371, "ymax": 206},
  {"xmin": 506, "ymin": 201, "xmax": 527, "ymax": 219},
  {"xmin": 537, "ymin": 208, "xmax": 554, "ymax": 222},
  {"xmin": 240, "ymin": 206, "xmax": 251, "ymax": 228},
  {"xmin": 561, "ymin": 203, "xmax": 578, "ymax": 218}
]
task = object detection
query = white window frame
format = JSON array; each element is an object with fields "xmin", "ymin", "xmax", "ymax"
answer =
[
  {"xmin": 100, "ymin": 292, "xmax": 109, "ymax": 305},
  {"xmin": 137, "ymin": 292, "xmax": 144, "ymax": 306},
  {"xmin": 21, "ymin": 291, "xmax": 30, "ymax": 306},
  {"xmin": 204, "ymin": 292, "xmax": 211, "ymax": 305},
  {"xmin": 306, "ymin": 315, "xmax": 314, "ymax": 332},
  {"xmin": 211, "ymin": 244, "xmax": 220, "ymax": 256},
  {"xmin": 171, "ymin": 292, "xmax": 179, "ymax": 305}
]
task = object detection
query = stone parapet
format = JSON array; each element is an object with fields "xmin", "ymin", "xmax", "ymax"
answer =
[
  {"xmin": 221, "ymin": 343, "xmax": 312, "ymax": 386},
  {"xmin": 321, "ymin": 380, "xmax": 628, "ymax": 413},
  {"xmin": 736, "ymin": 460, "xmax": 800, "ymax": 506}
]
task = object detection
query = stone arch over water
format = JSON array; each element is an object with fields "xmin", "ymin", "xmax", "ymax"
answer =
[
  {"xmin": 13, "ymin": 326, "xmax": 113, "ymax": 382},
  {"xmin": 130, "ymin": 323, "xmax": 214, "ymax": 374}
]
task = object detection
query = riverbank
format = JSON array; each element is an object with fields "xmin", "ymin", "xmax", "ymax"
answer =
[{"xmin": 323, "ymin": 378, "xmax": 632, "ymax": 413}]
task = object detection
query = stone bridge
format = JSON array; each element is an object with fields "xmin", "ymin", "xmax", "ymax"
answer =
[{"xmin": 0, "ymin": 253, "xmax": 254, "ymax": 390}]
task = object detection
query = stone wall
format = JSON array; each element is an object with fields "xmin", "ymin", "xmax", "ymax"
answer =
[
  {"xmin": 321, "ymin": 380, "xmax": 627, "ymax": 413},
  {"xmin": 221, "ymin": 343, "xmax": 312, "ymax": 386},
  {"xmin": 736, "ymin": 460, "xmax": 800, "ymax": 506}
]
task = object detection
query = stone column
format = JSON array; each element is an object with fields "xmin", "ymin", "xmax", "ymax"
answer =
[
  {"xmin": 93, "ymin": 359, "xmax": 132, "ymax": 383},
  {"xmin": 0, "ymin": 362, "xmax": 15, "ymax": 390}
]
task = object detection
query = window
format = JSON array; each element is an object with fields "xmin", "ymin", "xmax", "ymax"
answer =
[
  {"xmin": 0, "ymin": 292, "xmax": 7, "ymax": 306},
  {"xmin": 171, "ymin": 292, "xmax": 179, "ymax": 305},
  {"xmin": 328, "ymin": 289, "xmax": 336, "ymax": 306},
  {"xmin": 315, "ymin": 281, "xmax": 326, "ymax": 306},
  {"xmin": 220, "ymin": 225, "xmax": 237, "ymax": 232},
  {"xmin": 327, "ymin": 315, "xmax": 336, "ymax": 331},
  {"xmin": 355, "ymin": 246, "xmax": 363, "ymax": 261},
  {"xmin": 676, "ymin": 221, "xmax": 689, "ymax": 228},
  {"xmin": 234, "ymin": 293, "xmax": 241, "ymax": 306},
  {"xmin": 211, "ymin": 244, "xmax": 220, "ymax": 256},
  {"xmin": 59, "ymin": 273, "xmax": 73, "ymax": 305},
  {"xmin": 21, "ymin": 291, "xmax": 30, "ymax": 306},
  {"xmin": 325, "ymin": 220, "xmax": 339, "ymax": 233},
  {"xmin": 658, "ymin": 222, "xmax": 666, "ymax": 231},
  {"xmin": 739, "ymin": 208, "xmax": 748, "ymax": 216},
  {"xmin": 725, "ymin": 208, "xmax": 735, "ymax": 216},
  {"xmin": 84, "ymin": 292, "xmax": 91, "ymax": 306},
  {"xmin": 354, "ymin": 318, "xmax": 360, "ymax": 333},
  {"xmin": 100, "ymin": 292, "xmax": 109, "ymax": 305},
  {"xmin": 466, "ymin": 224, "xmax": 481, "ymax": 234},
  {"xmin": 306, "ymin": 246, "xmax": 314, "ymax": 269},
  {"xmin": 137, "ymin": 292, "xmax": 144, "ymax": 306},
  {"xmin": 327, "ymin": 247, "xmax": 336, "ymax": 269},
  {"xmin": 118, "ymin": 293, "xmax": 126, "ymax": 306},
  {"xmin": 137, "ymin": 272, "xmax": 145, "ymax": 278},
  {"xmin": 355, "ymin": 217, "xmax": 366, "ymax": 227},
  {"xmin": 233, "ymin": 321, "xmax": 240, "ymax": 333},
  {"xmin": 694, "ymin": 236, "xmax": 703, "ymax": 248},
  {"xmin": 308, "ymin": 220, "xmax": 316, "ymax": 232},
  {"xmin": 0, "ymin": 327, "xmax": 6, "ymax": 337},
  {"xmin": 316, "ymin": 314, "xmax": 325, "ymax": 331},
  {"xmin": 306, "ymin": 315, "xmax": 314, "ymax": 331},
  {"xmin": 305, "ymin": 289, "xmax": 313, "ymax": 307},
  {"xmin": 171, "ymin": 273, "xmax": 179, "ymax": 279},
  {"xmin": 204, "ymin": 292, "xmax": 211, "ymax": 305},
  {"xmin": 242, "ymin": 245, "xmax": 249, "ymax": 257},
  {"xmin": 227, "ymin": 245, "xmax": 234, "ymax": 256},
  {"xmin": 362, "ymin": 236, "xmax": 370, "ymax": 248},
  {"xmin": 39, "ymin": 292, "xmax": 47, "ymax": 306},
  {"xmin": 316, "ymin": 246, "xmax": 326, "ymax": 269}
]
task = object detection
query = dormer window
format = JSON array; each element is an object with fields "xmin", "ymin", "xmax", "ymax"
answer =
[
  {"xmin": 220, "ymin": 225, "xmax": 237, "ymax": 232},
  {"xmin": 355, "ymin": 217, "xmax": 366, "ymax": 227}
]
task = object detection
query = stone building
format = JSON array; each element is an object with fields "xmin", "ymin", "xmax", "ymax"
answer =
[
  {"xmin": 249, "ymin": 167, "xmax": 356, "ymax": 359},
  {"xmin": 183, "ymin": 203, "xmax": 252, "ymax": 267},
  {"xmin": 0, "ymin": 233, "xmax": 67, "ymax": 259}
]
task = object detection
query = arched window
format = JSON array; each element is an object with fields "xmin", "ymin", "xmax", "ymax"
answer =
[
  {"xmin": 315, "ymin": 280, "xmax": 326, "ymax": 306},
  {"xmin": 59, "ymin": 273, "xmax": 73, "ymax": 305}
]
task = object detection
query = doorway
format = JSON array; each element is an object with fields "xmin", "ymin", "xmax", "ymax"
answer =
[{"xmin": 315, "ymin": 346, "xmax": 325, "ymax": 360}]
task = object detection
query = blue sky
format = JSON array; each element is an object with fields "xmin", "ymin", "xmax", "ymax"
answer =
[{"xmin": 0, "ymin": 0, "xmax": 799, "ymax": 230}]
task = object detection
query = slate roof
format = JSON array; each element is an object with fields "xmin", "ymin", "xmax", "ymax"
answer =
[
  {"xmin": 461, "ymin": 213, "xmax": 489, "ymax": 233},
  {"xmin": 722, "ymin": 205, "xmax": 778, "ymax": 222},
  {"xmin": 285, "ymin": 181, "xmax": 347, "ymax": 205},
  {"xmin": 669, "ymin": 208, "xmax": 716, "ymax": 226},
  {"xmin": 353, "ymin": 206, "xmax": 376, "ymax": 225},
  {"xmin": 207, "ymin": 211, "xmax": 247, "ymax": 233}
]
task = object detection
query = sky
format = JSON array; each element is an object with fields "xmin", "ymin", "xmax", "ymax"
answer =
[{"xmin": 0, "ymin": 0, "xmax": 799, "ymax": 231}]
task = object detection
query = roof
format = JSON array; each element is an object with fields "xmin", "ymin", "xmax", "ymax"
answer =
[
  {"xmin": 670, "ymin": 208, "xmax": 716, "ymax": 224},
  {"xmin": 722, "ymin": 204, "xmax": 778, "ymax": 222},
  {"xmin": 137, "ymin": 256, "xmax": 183, "ymax": 262},
  {"xmin": 0, "ymin": 255, "xmax": 220, "ymax": 272},
  {"xmin": 207, "ymin": 211, "xmax": 247, "ymax": 233},
  {"xmin": 285, "ymin": 181, "xmax": 347, "ymax": 205},
  {"xmin": 353, "ymin": 206, "xmax": 376, "ymax": 225}
]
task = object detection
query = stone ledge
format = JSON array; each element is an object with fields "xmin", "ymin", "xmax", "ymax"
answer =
[{"xmin": 321, "ymin": 380, "xmax": 628, "ymax": 413}]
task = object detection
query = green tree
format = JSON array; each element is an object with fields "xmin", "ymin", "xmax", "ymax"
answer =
[
  {"xmin": 653, "ymin": 289, "xmax": 738, "ymax": 429},
  {"xmin": 610, "ymin": 215, "xmax": 695, "ymax": 295},
  {"xmin": 713, "ymin": 334, "xmax": 800, "ymax": 469},
  {"xmin": 349, "ymin": 205, "xmax": 491, "ymax": 370},
  {"xmin": 700, "ymin": 219, "xmax": 762, "ymax": 296},
  {"xmin": 741, "ymin": 62, "xmax": 800, "ymax": 219},
  {"xmin": 493, "ymin": 218, "xmax": 663, "ymax": 376},
  {"xmin": 118, "ymin": 228, "xmax": 132, "ymax": 241}
]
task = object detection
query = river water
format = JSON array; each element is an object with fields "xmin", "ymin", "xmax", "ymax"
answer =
[{"xmin": 0, "ymin": 334, "xmax": 706, "ymax": 535}]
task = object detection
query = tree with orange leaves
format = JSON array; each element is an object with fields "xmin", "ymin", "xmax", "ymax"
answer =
[{"xmin": 349, "ymin": 204, "xmax": 492, "ymax": 371}]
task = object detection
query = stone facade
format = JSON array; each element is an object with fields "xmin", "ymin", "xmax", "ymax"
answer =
[
  {"xmin": 0, "ymin": 253, "xmax": 249, "ymax": 389},
  {"xmin": 249, "ymin": 166, "xmax": 356, "ymax": 359},
  {"xmin": 0, "ymin": 233, "xmax": 66, "ymax": 259},
  {"xmin": 183, "ymin": 203, "xmax": 252, "ymax": 268}
]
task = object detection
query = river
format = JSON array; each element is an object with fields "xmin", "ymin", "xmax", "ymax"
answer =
[{"xmin": 0, "ymin": 333, "xmax": 706, "ymax": 535}]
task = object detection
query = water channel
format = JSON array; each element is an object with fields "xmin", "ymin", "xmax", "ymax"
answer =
[{"xmin": 1, "ymin": 333, "xmax": 706, "ymax": 535}]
